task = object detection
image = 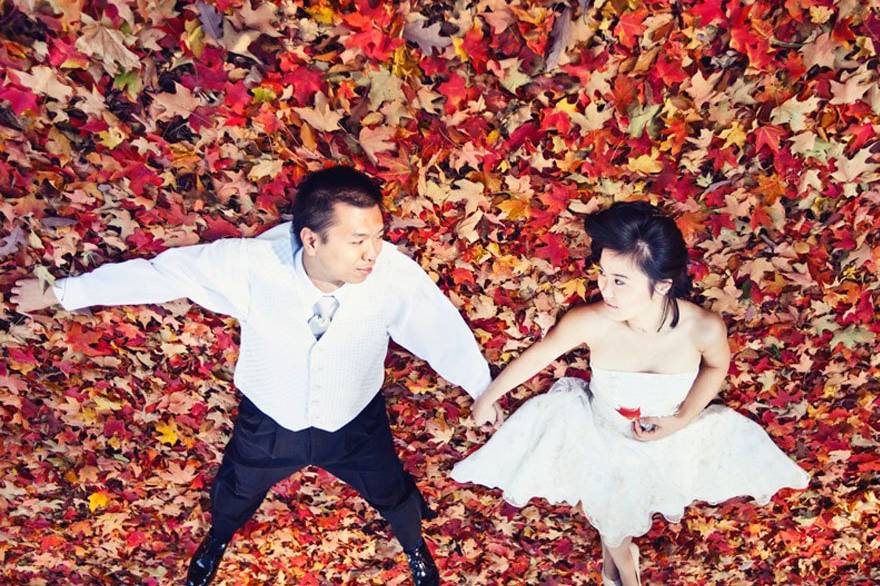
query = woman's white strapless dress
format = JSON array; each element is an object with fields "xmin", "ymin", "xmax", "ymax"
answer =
[{"xmin": 451, "ymin": 367, "xmax": 810, "ymax": 547}]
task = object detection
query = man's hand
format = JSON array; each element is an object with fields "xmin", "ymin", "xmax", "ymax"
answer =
[
  {"xmin": 10, "ymin": 278, "xmax": 59, "ymax": 313},
  {"xmin": 472, "ymin": 394, "xmax": 504, "ymax": 428}
]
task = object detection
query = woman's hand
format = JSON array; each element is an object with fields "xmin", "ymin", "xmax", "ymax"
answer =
[
  {"xmin": 472, "ymin": 394, "xmax": 505, "ymax": 427},
  {"xmin": 632, "ymin": 414, "xmax": 689, "ymax": 441}
]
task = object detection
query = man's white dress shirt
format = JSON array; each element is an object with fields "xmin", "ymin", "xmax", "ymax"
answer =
[{"xmin": 54, "ymin": 223, "xmax": 491, "ymax": 431}]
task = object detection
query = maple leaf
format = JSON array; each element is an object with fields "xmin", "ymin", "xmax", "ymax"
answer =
[
  {"xmin": 482, "ymin": 4, "xmax": 514, "ymax": 34},
  {"xmin": 770, "ymin": 96, "xmax": 821, "ymax": 132},
  {"xmin": 753, "ymin": 125, "xmax": 786, "ymax": 155},
  {"xmin": 830, "ymin": 325, "xmax": 875, "ymax": 351},
  {"xmin": 155, "ymin": 421, "xmax": 180, "ymax": 446},
  {"xmin": 627, "ymin": 149, "xmax": 664, "ymax": 174},
  {"xmin": 9, "ymin": 67, "xmax": 73, "ymax": 101},
  {"xmin": 496, "ymin": 198, "xmax": 531, "ymax": 221},
  {"xmin": 544, "ymin": 6, "xmax": 573, "ymax": 71},
  {"xmin": 157, "ymin": 461, "xmax": 198, "ymax": 484},
  {"xmin": 233, "ymin": 0, "xmax": 281, "ymax": 37},
  {"xmin": 831, "ymin": 148, "xmax": 878, "ymax": 183},
  {"xmin": 0, "ymin": 225, "xmax": 25, "ymax": 257},
  {"xmin": 247, "ymin": 158, "xmax": 284, "ymax": 181},
  {"xmin": 616, "ymin": 406, "xmax": 641, "ymax": 420},
  {"xmin": 403, "ymin": 17, "xmax": 452, "ymax": 55},
  {"xmin": 615, "ymin": 9, "xmax": 648, "ymax": 49},
  {"xmin": 829, "ymin": 66, "xmax": 874, "ymax": 105},
  {"xmin": 151, "ymin": 82, "xmax": 200, "ymax": 121},
  {"xmin": 367, "ymin": 68, "xmax": 405, "ymax": 110},
  {"xmin": 75, "ymin": 14, "xmax": 141, "ymax": 75},
  {"xmin": 196, "ymin": 1, "xmax": 224, "ymax": 40},
  {"xmin": 534, "ymin": 232, "xmax": 569, "ymax": 267},
  {"xmin": 686, "ymin": 70, "xmax": 722, "ymax": 109},
  {"xmin": 690, "ymin": 0, "xmax": 725, "ymax": 26},
  {"xmin": 0, "ymin": 84, "xmax": 40, "ymax": 115},
  {"xmin": 492, "ymin": 58, "xmax": 531, "ymax": 94},
  {"xmin": 801, "ymin": 32, "xmax": 837, "ymax": 69},
  {"xmin": 437, "ymin": 73, "xmax": 468, "ymax": 114},
  {"xmin": 220, "ymin": 21, "xmax": 262, "ymax": 62},
  {"xmin": 88, "ymin": 491, "xmax": 110, "ymax": 512},
  {"xmin": 358, "ymin": 126, "xmax": 396, "ymax": 164},
  {"xmin": 293, "ymin": 92, "xmax": 343, "ymax": 132}
]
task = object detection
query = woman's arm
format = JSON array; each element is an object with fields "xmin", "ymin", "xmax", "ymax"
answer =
[
  {"xmin": 633, "ymin": 311, "xmax": 731, "ymax": 441},
  {"xmin": 472, "ymin": 305, "xmax": 600, "ymax": 425}
]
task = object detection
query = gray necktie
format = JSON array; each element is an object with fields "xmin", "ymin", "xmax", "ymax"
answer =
[{"xmin": 308, "ymin": 295, "xmax": 339, "ymax": 339}]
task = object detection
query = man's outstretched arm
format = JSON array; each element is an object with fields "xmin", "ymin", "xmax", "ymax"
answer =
[
  {"xmin": 11, "ymin": 238, "xmax": 251, "ymax": 320},
  {"xmin": 387, "ymin": 254, "xmax": 491, "ymax": 400}
]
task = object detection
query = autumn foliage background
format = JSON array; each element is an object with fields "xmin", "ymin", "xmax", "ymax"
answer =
[{"xmin": 1, "ymin": 0, "xmax": 878, "ymax": 584}]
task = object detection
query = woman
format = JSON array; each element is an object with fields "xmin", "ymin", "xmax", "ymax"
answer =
[{"xmin": 451, "ymin": 202, "xmax": 810, "ymax": 585}]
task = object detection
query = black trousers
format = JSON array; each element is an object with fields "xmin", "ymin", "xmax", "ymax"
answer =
[{"xmin": 209, "ymin": 392, "xmax": 430, "ymax": 551}]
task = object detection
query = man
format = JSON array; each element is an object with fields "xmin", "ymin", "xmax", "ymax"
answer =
[{"xmin": 12, "ymin": 166, "xmax": 498, "ymax": 586}]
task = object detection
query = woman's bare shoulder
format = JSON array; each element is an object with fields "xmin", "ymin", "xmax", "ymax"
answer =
[
  {"xmin": 678, "ymin": 300, "xmax": 727, "ymax": 345},
  {"xmin": 563, "ymin": 302, "xmax": 617, "ymax": 338}
]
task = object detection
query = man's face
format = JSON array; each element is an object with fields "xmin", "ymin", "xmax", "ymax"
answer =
[{"xmin": 302, "ymin": 202, "xmax": 384, "ymax": 287}]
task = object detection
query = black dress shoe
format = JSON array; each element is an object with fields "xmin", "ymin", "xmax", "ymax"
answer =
[
  {"xmin": 185, "ymin": 532, "xmax": 229, "ymax": 586},
  {"xmin": 405, "ymin": 541, "xmax": 440, "ymax": 586}
]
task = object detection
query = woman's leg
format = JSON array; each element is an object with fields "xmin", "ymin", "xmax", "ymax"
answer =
[
  {"xmin": 606, "ymin": 537, "xmax": 640, "ymax": 586},
  {"xmin": 601, "ymin": 537, "xmax": 621, "ymax": 582}
]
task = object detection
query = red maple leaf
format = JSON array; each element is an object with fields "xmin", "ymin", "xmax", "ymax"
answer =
[
  {"xmin": 0, "ymin": 84, "xmax": 39, "ymax": 115},
  {"xmin": 617, "ymin": 406, "xmax": 642, "ymax": 420},
  {"xmin": 438, "ymin": 73, "xmax": 468, "ymax": 114},
  {"xmin": 346, "ymin": 28, "xmax": 403, "ymax": 61},
  {"xmin": 690, "ymin": 0, "xmax": 725, "ymax": 26},
  {"xmin": 730, "ymin": 23, "xmax": 773, "ymax": 70},
  {"xmin": 753, "ymin": 125, "xmax": 786, "ymax": 155},
  {"xmin": 224, "ymin": 81, "xmax": 250, "ymax": 116},
  {"xmin": 534, "ymin": 232, "xmax": 569, "ymax": 267},
  {"xmin": 461, "ymin": 26, "xmax": 489, "ymax": 73},
  {"xmin": 615, "ymin": 9, "xmax": 648, "ymax": 49},
  {"xmin": 283, "ymin": 66, "xmax": 325, "ymax": 106},
  {"xmin": 654, "ymin": 56, "xmax": 689, "ymax": 86},
  {"xmin": 66, "ymin": 322, "xmax": 112, "ymax": 357},
  {"xmin": 202, "ymin": 215, "xmax": 242, "ymax": 241}
]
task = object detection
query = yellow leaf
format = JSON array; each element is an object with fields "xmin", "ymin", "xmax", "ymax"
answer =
[
  {"xmin": 496, "ymin": 198, "xmax": 531, "ymax": 220},
  {"xmin": 156, "ymin": 420, "xmax": 179, "ymax": 446},
  {"xmin": 626, "ymin": 150, "xmax": 663, "ymax": 174},
  {"xmin": 452, "ymin": 37, "xmax": 469, "ymax": 62},
  {"xmin": 719, "ymin": 122, "xmax": 747, "ymax": 149},
  {"xmin": 560, "ymin": 278, "xmax": 586, "ymax": 299},
  {"xmin": 98, "ymin": 127, "xmax": 126, "ymax": 149},
  {"xmin": 184, "ymin": 20, "xmax": 205, "ymax": 59},
  {"xmin": 306, "ymin": 5, "xmax": 336, "ymax": 24},
  {"xmin": 93, "ymin": 394, "xmax": 122, "ymax": 411},
  {"xmin": 88, "ymin": 491, "xmax": 109, "ymax": 512}
]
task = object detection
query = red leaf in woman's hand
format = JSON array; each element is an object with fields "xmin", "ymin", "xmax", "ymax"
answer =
[{"xmin": 617, "ymin": 406, "xmax": 642, "ymax": 420}]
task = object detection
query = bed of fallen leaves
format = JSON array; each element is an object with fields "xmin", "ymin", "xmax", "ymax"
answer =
[{"xmin": 1, "ymin": 0, "xmax": 878, "ymax": 584}]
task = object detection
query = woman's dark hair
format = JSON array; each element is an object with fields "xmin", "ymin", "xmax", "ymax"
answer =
[
  {"xmin": 291, "ymin": 166, "xmax": 383, "ymax": 242},
  {"xmin": 584, "ymin": 201, "xmax": 692, "ymax": 329}
]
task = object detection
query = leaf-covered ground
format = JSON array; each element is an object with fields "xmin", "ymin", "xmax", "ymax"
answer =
[{"xmin": 1, "ymin": 0, "xmax": 878, "ymax": 584}]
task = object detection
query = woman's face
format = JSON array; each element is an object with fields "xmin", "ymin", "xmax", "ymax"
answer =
[{"xmin": 596, "ymin": 249, "xmax": 669, "ymax": 322}]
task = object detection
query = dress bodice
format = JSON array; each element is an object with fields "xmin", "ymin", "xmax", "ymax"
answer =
[{"xmin": 588, "ymin": 365, "xmax": 699, "ymax": 433}]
